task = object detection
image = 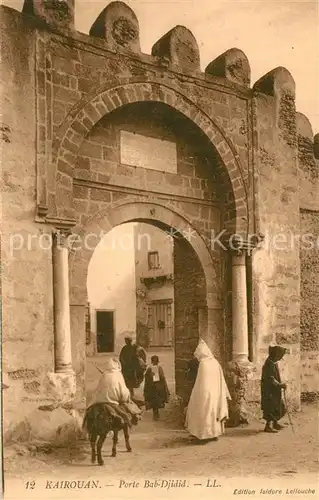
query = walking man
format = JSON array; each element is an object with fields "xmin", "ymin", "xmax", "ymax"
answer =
[
  {"xmin": 185, "ymin": 338, "xmax": 231, "ymax": 442},
  {"xmin": 261, "ymin": 345, "xmax": 287, "ymax": 433}
]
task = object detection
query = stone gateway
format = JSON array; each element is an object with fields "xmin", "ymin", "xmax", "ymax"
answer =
[{"xmin": 1, "ymin": 0, "xmax": 318, "ymax": 444}]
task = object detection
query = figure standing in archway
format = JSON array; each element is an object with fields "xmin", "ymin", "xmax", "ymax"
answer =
[
  {"xmin": 119, "ymin": 336, "xmax": 146, "ymax": 397},
  {"xmin": 144, "ymin": 355, "xmax": 170, "ymax": 420}
]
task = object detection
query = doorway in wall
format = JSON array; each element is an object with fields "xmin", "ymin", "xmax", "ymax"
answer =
[{"xmin": 96, "ymin": 310, "xmax": 115, "ymax": 353}]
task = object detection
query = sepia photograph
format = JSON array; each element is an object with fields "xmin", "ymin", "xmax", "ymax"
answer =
[{"xmin": 1, "ymin": 0, "xmax": 318, "ymax": 499}]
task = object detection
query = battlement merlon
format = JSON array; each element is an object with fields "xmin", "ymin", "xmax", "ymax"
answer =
[{"xmin": 22, "ymin": 0, "xmax": 75, "ymax": 33}]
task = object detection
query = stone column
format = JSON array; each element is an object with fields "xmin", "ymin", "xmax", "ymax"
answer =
[
  {"xmin": 232, "ymin": 252, "xmax": 249, "ymax": 363},
  {"xmin": 226, "ymin": 243, "xmax": 256, "ymax": 427},
  {"xmin": 52, "ymin": 231, "xmax": 73, "ymax": 374}
]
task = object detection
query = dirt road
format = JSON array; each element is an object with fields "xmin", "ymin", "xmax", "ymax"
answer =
[{"xmin": 3, "ymin": 402, "xmax": 318, "ymax": 500}]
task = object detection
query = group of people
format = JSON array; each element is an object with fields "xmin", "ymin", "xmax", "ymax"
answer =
[
  {"xmin": 89, "ymin": 335, "xmax": 289, "ymax": 441},
  {"xmin": 96, "ymin": 336, "xmax": 170, "ymax": 422}
]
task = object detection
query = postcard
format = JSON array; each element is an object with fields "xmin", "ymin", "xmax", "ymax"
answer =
[{"xmin": 1, "ymin": 1, "xmax": 318, "ymax": 499}]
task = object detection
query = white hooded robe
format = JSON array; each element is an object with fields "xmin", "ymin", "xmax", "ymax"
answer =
[
  {"xmin": 185, "ymin": 339, "xmax": 231, "ymax": 440},
  {"xmin": 92, "ymin": 358, "xmax": 131, "ymax": 406}
]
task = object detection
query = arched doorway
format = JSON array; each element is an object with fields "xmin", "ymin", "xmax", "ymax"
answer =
[
  {"xmin": 62, "ymin": 96, "xmax": 247, "ymax": 408},
  {"xmin": 69, "ymin": 201, "xmax": 222, "ymax": 404}
]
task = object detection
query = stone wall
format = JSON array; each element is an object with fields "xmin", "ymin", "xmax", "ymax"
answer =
[
  {"xmin": 297, "ymin": 114, "xmax": 319, "ymax": 397},
  {"xmin": 1, "ymin": 7, "xmax": 55, "ymax": 406},
  {"xmin": 0, "ymin": 5, "xmax": 251, "ymax": 413},
  {"xmin": 1, "ymin": 7, "xmax": 81, "ymax": 442},
  {"xmin": 73, "ymin": 102, "xmax": 224, "ymax": 234},
  {"xmin": 173, "ymin": 236, "xmax": 207, "ymax": 401},
  {"xmin": 252, "ymin": 69, "xmax": 301, "ymax": 409}
]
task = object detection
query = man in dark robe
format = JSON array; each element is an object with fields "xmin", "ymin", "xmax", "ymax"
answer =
[
  {"xmin": 261, "ymin": 345, "xmax": 287, "ymax": 433},
  {"xmin": 119, "ymin": 337, "xmax": 146, "ymax": 397}
]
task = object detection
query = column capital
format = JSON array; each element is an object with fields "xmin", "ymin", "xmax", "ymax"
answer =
[
  {"xmin": 52, "ymin": 228, "xmax": 72, "ymax": 248},
  {"xmin": 224, "ymin": 233, "xmax": 264, "ymax": 256}
]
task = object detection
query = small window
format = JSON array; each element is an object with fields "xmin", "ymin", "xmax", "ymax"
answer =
[{"xmin": 148, "ymin": 251, "xmax": 160, "ymax": 269}]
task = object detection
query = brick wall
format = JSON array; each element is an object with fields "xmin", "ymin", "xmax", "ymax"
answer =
[
  {"xmin": 174, "ymin": 237, "xmax": 207, "ymax": 401},
  {"xmin": 74, "ymin": 102, "xmax": 223, "ymax": 236}
]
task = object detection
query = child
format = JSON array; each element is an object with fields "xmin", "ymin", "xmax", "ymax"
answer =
[{"xmin": 143, "ymin": 355, "xmax": 170, "ymax": 421}]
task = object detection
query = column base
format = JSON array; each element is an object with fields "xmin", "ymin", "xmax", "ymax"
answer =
[
  {"xmin": 42, "ymin": 371, "xmax": 76, "ymax": 405},
  {"xmin": 225, "ymin": 360, "xmax": 256, "ymax": 427},
  {"xmin": 55, "ymin": 362, "xmax": 74, "ymax": 374}
]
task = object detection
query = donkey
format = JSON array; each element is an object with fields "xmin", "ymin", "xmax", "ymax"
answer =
[{"xmin": 83, "ymin": 403, "xmax": 139, "ymax": 464}]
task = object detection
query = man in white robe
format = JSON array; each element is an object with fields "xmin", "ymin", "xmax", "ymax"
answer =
[
  {"xmin": 93, "ymin": 358, "xmax": 131, "ymax": 405},
  {"xmin": 185, "ymin": 339, "xmax": 231, "ymax": 440},
  {"xmin": 83, "ymin": 358, "xmax": 142, "ymax": 439},
  {"xmin": 85, "ymin": 357, "xmax": 141, "ymax": 429}
]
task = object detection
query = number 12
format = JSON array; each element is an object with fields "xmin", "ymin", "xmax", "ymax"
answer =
[{"xmin": 26, "ymin": 481, "xmax": 36, "ymax": 489}]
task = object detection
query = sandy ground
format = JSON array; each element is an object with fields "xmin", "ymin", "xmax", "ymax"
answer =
[
  {"xmin": 3, "ymin": 355, "xmax": 318, "ymax": 499},
  {"xmin": 4, "ymin": 403, "xmax": 318, "ymax": 485}
]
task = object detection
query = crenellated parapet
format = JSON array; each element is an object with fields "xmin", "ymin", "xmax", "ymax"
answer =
[
  {"xmin": 296, "ymin": 112, "xmax": 318, "ymax": 214},
  {"xmin": 253, "ymin": 66, "xmax": 295, "ymax": 98},
  {"xmin": 253, "ymin": 67, "xmax": 297, "ymax": 149},
  {"xmin": 22, "ymin": 0, "xmax": 75, "ymax": 32},
  {"xmin": 89, "ymin": 1, "xmax": 141, "ymax": 54},
  {"xmin": 20, "ymin": 0, "xmax": 251, "ymax": 87},
  {"xmin": 296, "ymin": 112, "xmax": 318, "ymax": 179},
  {"xmin": 152, "ymin": 26, "xmax": 200, "ymax": 75},
  {"xmin": 9, "ymin": 1, "xmax": 316, "ymax": 234},
  {"xmin": 205, "ymin": 48, "xmax": 250, "ymax": 88}
]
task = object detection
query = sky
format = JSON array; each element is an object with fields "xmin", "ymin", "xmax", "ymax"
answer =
[{"xmin": 3, "ymin": 0, "xmax": 319, "ymax": 134}]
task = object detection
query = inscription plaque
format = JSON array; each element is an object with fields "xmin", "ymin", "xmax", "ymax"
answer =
[{"xmin": 120, "ymin": 130, "xmax": 177, "ymax": 173}]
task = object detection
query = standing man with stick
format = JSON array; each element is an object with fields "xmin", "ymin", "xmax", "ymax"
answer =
[{"xmin": 261, "ymin": 345, "xmax": 288, "ymax": 433}]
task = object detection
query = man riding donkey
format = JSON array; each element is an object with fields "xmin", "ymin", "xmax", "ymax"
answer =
[
  {"xmin": 83, "ymin": 357, "xmax": 142, "ymax": 463},
  {"xmin": 119, "ymin": 336, "xmax": 147, "ymax": 398}
]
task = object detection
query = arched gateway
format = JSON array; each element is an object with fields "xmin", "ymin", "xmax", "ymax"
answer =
[
  {"xmin": 69, "ymin": 200, "xmax": 220, "ymax": 402},
  {"xmin": 50, "ymin": 93, "xmax": 253, "ymax": 411},
  {"xmin": 48, "ymin": 75, "xmax": 254, "ymax": 417}
]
